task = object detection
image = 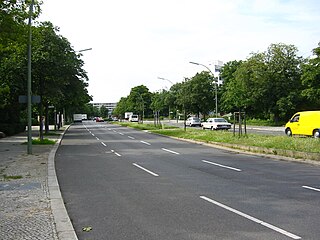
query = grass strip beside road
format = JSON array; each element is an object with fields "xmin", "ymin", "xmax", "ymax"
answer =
[
  {"xmin": 153, "ymin": 128, "xmax": 320, "ymax": 154},
  {"xmin": 115, "ymin": 122, "xmax": 320, "ymax": 161}
]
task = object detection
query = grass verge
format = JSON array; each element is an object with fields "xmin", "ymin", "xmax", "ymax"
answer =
[
  {"xmin": 113, "ymin": 122, "xmax": 320, "ymax": 160},
  {"xmin": 153, "ymin": 128, "xmax": 320, "ymax": 153}
]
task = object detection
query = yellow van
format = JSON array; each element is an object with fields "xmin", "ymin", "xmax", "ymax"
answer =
[{"xmin": 285, "ymin": 111, "xmax": 320, "ymax": 138}]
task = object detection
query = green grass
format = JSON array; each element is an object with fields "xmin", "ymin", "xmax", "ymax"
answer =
[
  {"xmin": 151, "ymin": 128, "xmax": 320, "ymax": 154},
  {"xmin": 115, "ymin": 122, "xmax": 178, "ymax": 130},
  {"xmin": 31, "ymin": 138, "xmax": 56, "ymax": 145},
  {"xmin": 3, "ymin": 174, "xmax": 23, "ymax": 180}
]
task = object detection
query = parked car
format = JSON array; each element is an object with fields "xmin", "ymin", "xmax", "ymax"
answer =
[
  {"xmin": 186, "ymin": 117, "xmax": 201, "ymax": 127},
  {"xmin": 95, "ymin": 117, "xmax": 104, "ymax": 122},
  {"xmin": 285, "ymin": 111, "xmax": 320, "ymax": 138},
  {"xmin": 129, "ymin": 114, "xmax": 139, "ymax": 122},
  {"xmin": 201, "ymin": 118, "xmax": 231, "ymax": 130}
]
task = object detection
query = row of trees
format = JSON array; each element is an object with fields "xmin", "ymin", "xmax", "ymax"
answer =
[
  {"xmin": 113, "ymin": 43, "xmax": 320, "ymax": 123},
  {"xmin": 0, "ymin": 1, "xmax": 91, "ymax": 135}
]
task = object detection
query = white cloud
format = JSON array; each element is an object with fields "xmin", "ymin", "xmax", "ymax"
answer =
[{"xmin": 38, "ymin": 0, "xmax": 320, "ymax": 102}]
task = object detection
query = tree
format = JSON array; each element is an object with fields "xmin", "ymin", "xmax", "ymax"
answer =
[
  {"xmin": 264, "ymin": 43, "xmax": 303, "ymax": 121},
  {"xmin": 187, "ymin": 71, "xmax": 215, "ymax": 118},
  {"xmin": 220, "ymin": 43, "xmax": 303, "ymax": 122},
  {"xmin": 301, "ymin": 42, "xmax": 320, "ymax": 109},
  {"xmin": 126, "ymin": 85, "xmax": 152, "ymax": 117},
  {"xmin": 113, "ymin": 97, "xmax": 129, "ymax": 119}
]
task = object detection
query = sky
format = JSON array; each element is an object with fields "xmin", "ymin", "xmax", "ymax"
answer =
[{"xmin": 38, "ymin": 0, "xmax": 320, "ymax": 103}]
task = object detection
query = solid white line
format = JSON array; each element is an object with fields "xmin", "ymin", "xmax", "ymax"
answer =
[
  {"xmin": 101, "ymin": 142, "xmax": 106, "ymax": 147},
  {"xmin": 302, "ymin": 185, "xmax": 320, "ymax": 192},
  {"xmin": 132, "ymin": 163, "xmax": 159, "ymax": 177},
  {"xmin": 202, "ymin": 160, "xmax": 242, "ymax": 172},
  {"xmin": 161, "ymin": 148, "xmax": 180, "ymax": 155},
  {"xmin": 140, "ymin": 141, "xmax": 151, "ymax": 146},
  {"xmin": 128, "ymin": 136, "xmax": 135, "ymax": 139},
  {"xmin": 200, "ymin": 196, "xmax": 301, "ymax": 240}
]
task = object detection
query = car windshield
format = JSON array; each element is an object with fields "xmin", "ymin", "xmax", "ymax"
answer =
[{"xmin": 215, "ymin": 118, "xmax": 227, "ymax": 122}]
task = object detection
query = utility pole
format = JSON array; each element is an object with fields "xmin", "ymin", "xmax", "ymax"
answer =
[{"xmin": 27, "ymin": 0, "xmax": 34, "ymax": 154}]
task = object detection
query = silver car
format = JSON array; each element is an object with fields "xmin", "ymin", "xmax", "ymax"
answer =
[{"xmin": 186, "ymin": 117, "xmax": 201, "ymax": 127}]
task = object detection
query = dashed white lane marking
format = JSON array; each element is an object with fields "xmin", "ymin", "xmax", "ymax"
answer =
[
  {"xmin": 202, "ymin": 160, "xmax": 242, "ymax": 172},
  {"xmin": 302, "ymin": 185, "xmax": 320, "ymax": 192},
  {"xmin": 140, "ymin": 141, "xmax": 151, "ymax": 146},
  {"xmin": 96, "ymin": 137, "xmax": 100, "ymax": 141},
  {"xmin": 110, "ymin": 150, "xmax": 121, "ymax": 157},
  {"xmin": 132, "ymin": 163, "xmax": 159, "ymax": 177},
  {"xmin": 91, "ymin": 133, "xmax": 95, "ymax": 137},
  {"xmin": 101, "ymin": 142, "xmax": 106, "ymax": 147},
  {"xmin": 161, "ymin": 148, "xmax": 180, "ymax": 155},
  {"xmin": 119, "ymin": 133, "xmax": 124, "ymax": 135},
  {"xmin": 128, "ymin": 136, "xmax": 135, "ymax": 139},
  {"xmin": 200, "ymin": 196, "xmax": 301, "ymax": 240}
]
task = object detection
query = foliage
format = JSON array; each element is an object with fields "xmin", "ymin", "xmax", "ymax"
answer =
[
  {"xmin": 220, "ymin": 43, "xmax": 304, "ymax": 122},
  {"xmin": 301, "ymin": 43, "xmax": 320, "ymax": 108},
  {"xmin": 0, "ymin": 1, "xmax": 91, "ymax": 135}
]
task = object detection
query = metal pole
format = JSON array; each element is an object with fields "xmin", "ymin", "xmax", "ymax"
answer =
[
  {"xmin": 189, "ymin": 62, "xmax": 218, "ymax": 117},
  {"xmin": 27, "ymin": 0, "xmax": 34, "ymax": 154}
]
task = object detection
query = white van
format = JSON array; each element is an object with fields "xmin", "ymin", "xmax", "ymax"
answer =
[{"xmin": 129, "ymin": 114, "xmax": 139, "ymax": 122}]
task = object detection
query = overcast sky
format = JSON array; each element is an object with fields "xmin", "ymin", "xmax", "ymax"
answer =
[{"xmin": 38, "ymin": 0, "xmax": 320, "ymax": 103}]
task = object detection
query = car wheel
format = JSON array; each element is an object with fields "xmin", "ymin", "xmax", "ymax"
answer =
[
  {"xmin": 313, "ymin": 129, "xmax": 320, "ymax": 138},
  {"xmin": 285, "ymin": 128, "xmax": 292, "ymax": 137}
]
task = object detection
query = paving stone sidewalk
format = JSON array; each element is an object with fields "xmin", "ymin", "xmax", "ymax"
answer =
[{"xmin": 0, "ymin": 129, "xmax": 60, "ymax": 240}]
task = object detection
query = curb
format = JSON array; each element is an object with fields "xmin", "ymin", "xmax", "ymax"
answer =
[{"xmin": 47, "ymin": 126, "xmax": 78, "ymax": 240}]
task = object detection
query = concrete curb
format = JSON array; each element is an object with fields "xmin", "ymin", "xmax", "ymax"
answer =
[{"xmin": 48, "ymin": 126, "xmax": 78, "ymax": 240}]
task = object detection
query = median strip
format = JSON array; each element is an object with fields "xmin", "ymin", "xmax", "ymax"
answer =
[{"xmin": 200, "ymin": 196, "xmax": 301, "ymax": 240}]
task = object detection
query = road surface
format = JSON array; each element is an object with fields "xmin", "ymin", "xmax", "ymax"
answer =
[{"xmin": 55, "ymin": 121, "xmax": 320, "ymax": 239}]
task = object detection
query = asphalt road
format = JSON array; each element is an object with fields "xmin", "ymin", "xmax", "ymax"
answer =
[{"xmin": 55, "ymin": 121, "xmax": 320, "ymax": 240}]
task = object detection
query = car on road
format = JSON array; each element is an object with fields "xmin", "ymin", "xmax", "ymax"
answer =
[
  {"xmin": 186, "ymin": 117, "xmax": 201, "ymax": 127},
  {"xmin": 95, "ymin": 117, "xmax": 104, "ymax": 122},
  {"xmin": 285, "ymin": 111, "xmax": 320, "ymax": 138},
  {"xmin": 129, "ymin": 114, "xmax": 139, "ymax": 122},
  {"xmin": 201, "ymin": 118, "xmax": 232, "ymax": 130}
]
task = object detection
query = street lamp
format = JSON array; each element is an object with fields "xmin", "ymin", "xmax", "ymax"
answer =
[
  {"xmin": 158, "ymin": 77, "xmax": 175, "ymax": 122},
  {"xmin": 189, "ymin": 61, "xmax": 218, "ymax": 117},
  {"xmin": 157, "ymin": 76, "xmax": 174, "ymax": 85},
  {"xmin": 77, "ymin": 48, "xmax": 92, "ymax": 53}
]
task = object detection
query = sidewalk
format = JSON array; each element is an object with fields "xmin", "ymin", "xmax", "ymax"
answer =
[{"xmin": 0, "ymin": 126, "xmax": 76, "ymax": 240}]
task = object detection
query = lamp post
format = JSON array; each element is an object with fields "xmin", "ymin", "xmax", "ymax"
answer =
[
  {"xmin": 189, "ymin": 61, "xmax": 218, "ymax": 117},
  {"xmin": 27, "ymin": 0, "xmax": 34, "ymax": 154},
  {"xmin": 158, "ymin": 77, "xmax": 173, "ymax": 121},
  {"xmin": 77, "ymin": 48, "xmax": 92, "ymax": 53}
]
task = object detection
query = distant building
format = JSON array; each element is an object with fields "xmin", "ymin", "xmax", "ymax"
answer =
[{"xmin": 91, "ymin": 102, "xmax": 117, "ymax": 115}]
